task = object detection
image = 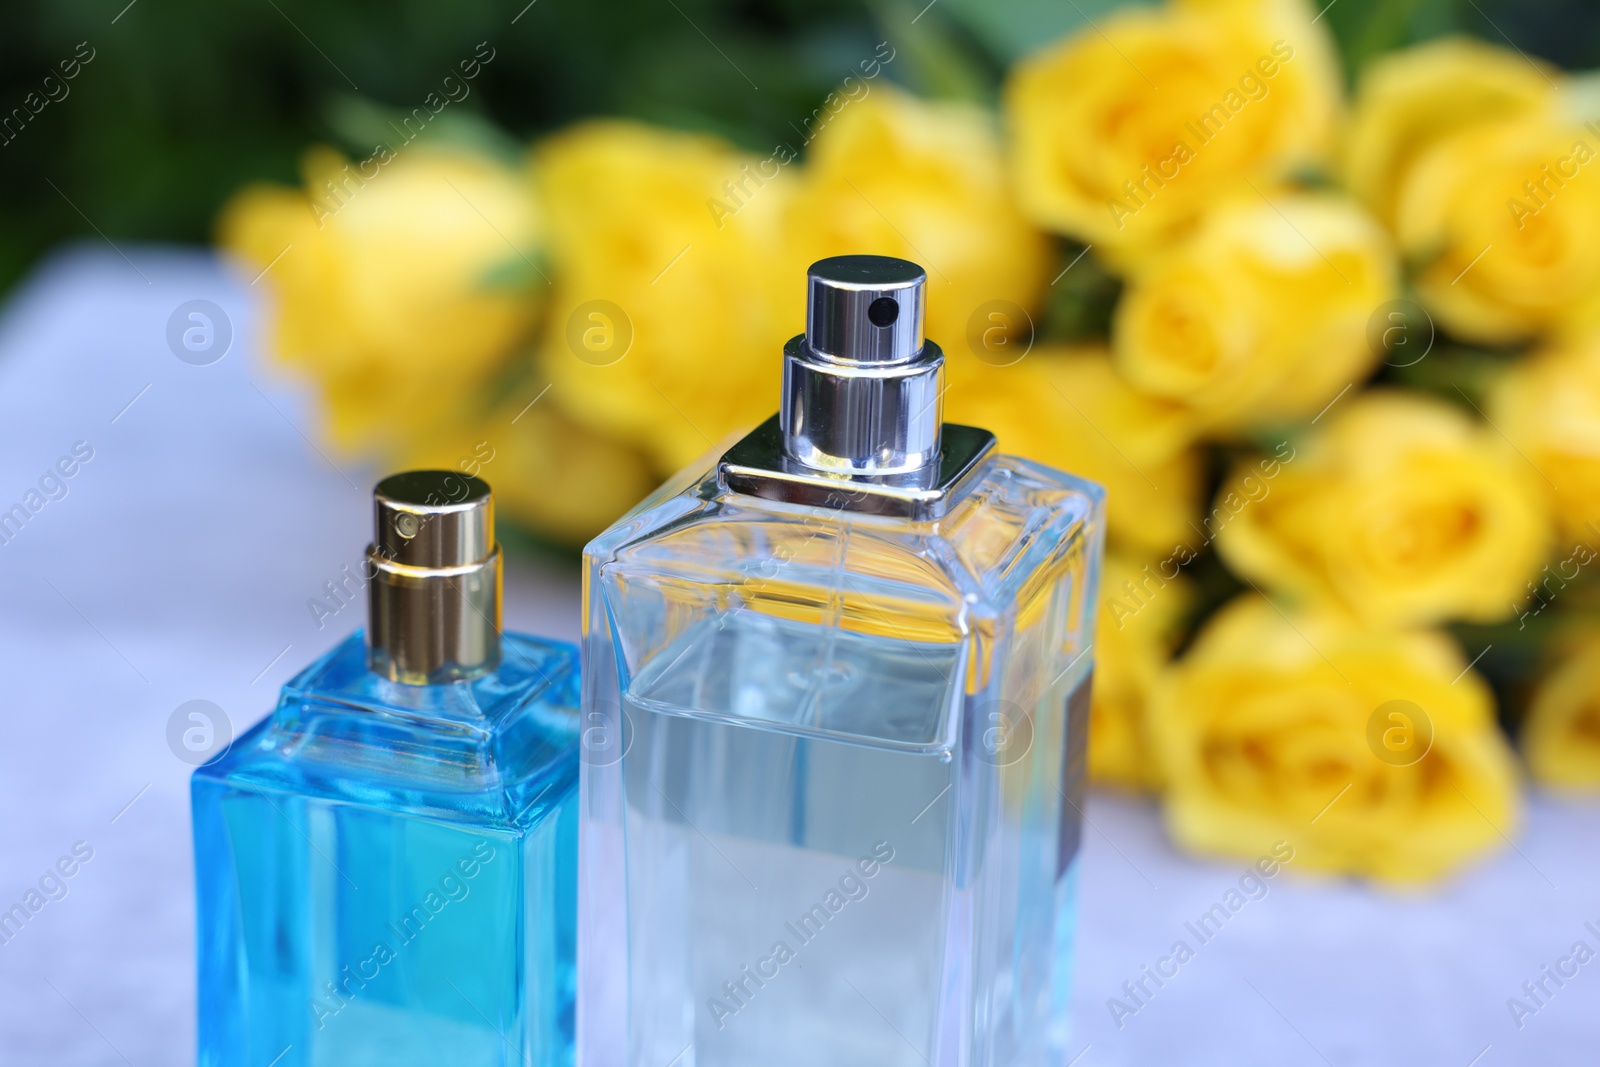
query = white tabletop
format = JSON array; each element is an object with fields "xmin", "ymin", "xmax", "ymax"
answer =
[{"xmin": 0, "ymin": 246, "xmax": 1594, "ymax": 1065}]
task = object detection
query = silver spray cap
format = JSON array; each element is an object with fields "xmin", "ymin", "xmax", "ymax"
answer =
[
  {"xmin": 781, "ymin": 255, "xmax": 944, "ymax": 477},
  {"xmin": 718, "ymin": 253, "xmax": 994, "ymax": 520},
  {"xmin": 367, "ymin": 470, "xmax": 502, "ymax": 685}
]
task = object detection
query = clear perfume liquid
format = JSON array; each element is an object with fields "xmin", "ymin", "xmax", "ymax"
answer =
[
  {"xmin": 616, "ymin": 611, "xmax": 1089, "ymax": 1067},
  {"xmin": 623, "ymin": 614, "xmax": 958, "ymax": 1067},
  {"xmin": 194, "ymin": 631, "xmax": 579, "ymax": 1067},
  {"xmin": 581, "ymin": 454, "xmax": 1103, "ymax": 1067}
]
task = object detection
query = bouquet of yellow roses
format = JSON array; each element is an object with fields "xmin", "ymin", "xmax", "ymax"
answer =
[{"xmin": 221, "ymin": 0, "xmax": 1600, "ymax": 885}]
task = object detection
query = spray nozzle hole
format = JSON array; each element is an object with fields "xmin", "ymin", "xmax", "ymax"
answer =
[{"xmin": 867, "ymin": 297, "xmax": 899, "ymax": 328}]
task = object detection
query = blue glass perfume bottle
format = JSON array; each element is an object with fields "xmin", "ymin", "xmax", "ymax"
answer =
[
  {"xmin": 578, "ymin": 257, "xmax": 1104, "ymax": 1067},
  {"xmin": 194, "ymin": 471, "xmax": 580, "ymax": 1067}
]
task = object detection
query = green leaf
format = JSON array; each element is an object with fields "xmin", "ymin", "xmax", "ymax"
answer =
[
  {"xmin": 478, "ymin": 252, "xmax": 549, "ymax": 293},
  {"xmin": 866, "ymin": 0, "xmax": 999, "ymax": 104},
  {"xmin": 324, "ymin": 94, "xmax": 526, "ymax": 167},
  {"xmin": 937, "ymin": 0, "xmax": 1139, "ymax": 66},
  {"xmin": 1320, "ymin": 0, "xmax": 1463, "ymax": 82},
  {"xmin": 1039, "ymin": 243, "xmax": 1122, "ymax": 343}
]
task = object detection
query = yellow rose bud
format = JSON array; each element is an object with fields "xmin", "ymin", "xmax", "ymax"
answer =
[
  {"xmin": 392, "ymin": 397, "xmax": 656, "ymax": 548},
  {"xmin": 1523, "ymin": 633, "xmax": 1600, "ymax": 792},
  {"xmin": 218, "ymin": 147, "xmax": 540, "ymax": 454},
  {"xmin": 1092, "ymin": 552, "xmax": 1192, "ymax": 791},
  {"xmin": 1344, "ymin": 36, "xmax": 1558, "ymax": 230},
  {"xmin": 534, "ymin": 120, "xmax": 792, "ymax": 472},
  {"xmin": 1397, "ymin": 114, "xmax": 1600, "ymax": 343},
  {"xmin": 1113, "ymin": 192, "xmax": 1397, "ymax": 432},
  {"xmin": 1005, "ymin": 0, "xmax": 1340, "ymax": 265},
  {"xmin": 1155, "ymin": 595, "xmax": 1520, "ymax": 883},
  {"xmin": 945, "ymin": 345, "xmax": 1201, "ymax": 557},
  {"xmin": 1489, "ymin": 334, "xmax": 1600, "ymax": 545},
  {"xmin": 1216, "ymin": 390, "xmax": 1551, "ymax": 627},
  {"xmin": 786, "ymin": 85, "xmax": 1050, "ymax": 356}
]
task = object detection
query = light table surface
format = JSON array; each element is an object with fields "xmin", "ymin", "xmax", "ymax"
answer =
[{"xmin": 0, "ymin": 247, "xmax": 1595, "ymax": 1066}]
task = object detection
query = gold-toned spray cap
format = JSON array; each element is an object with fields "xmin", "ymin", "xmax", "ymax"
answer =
[{"xmin": 367, "ymin": 470, "xmax": 502, "ymax": 685}]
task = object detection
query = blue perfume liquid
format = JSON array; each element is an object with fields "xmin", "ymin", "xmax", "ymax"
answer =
[{"xmin": 194, "ymin": 631, "xmax": 579, "ymax": 1067}]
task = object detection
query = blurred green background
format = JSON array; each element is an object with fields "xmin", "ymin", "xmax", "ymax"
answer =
[{"xmin": 0, "ymin": 0, "xmax": 1595, "ymax": 296}]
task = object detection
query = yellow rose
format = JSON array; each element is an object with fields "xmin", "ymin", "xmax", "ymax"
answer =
[
  {"xmin": 1344, "ymin": 36, "xmax": 1558, "ymax": 230},
  {"xmin": 1113, "ymin": 192, "xmax": 1397, "ymax": 432},
  {"xmin": 218, "ymin": 147, "xmax": 539, "ymax": 453},
  {"xmin": 1489, "ymin": 334, "xmax": 1600, "ymax": 545},
  {"xmin": 1216, "ymin": 390, "xmax": 1551, "ymax": 627},
  {"xmin": 1522, "ymin": 633, "xmax": 1600, "ymax": 792},
  {"xmin": 392, "ymin": 394, "xmax": 657, "ymax": 548},
  {"xmin": 1397, "ymin": 114, "xmax": 1600, "ymax": 343},
  {"xmin": 1005, "ymin": 0, "xmax": 1340, "ymax": 264},
  {"xmin": 1091, "ymin": 552, "xmax": 1192, "ymax": 791},
  {"xmin": 1155, "ymin": 595, "xmax": 1520, "ymax": 883},
  {"xmin": 534, "ymin": 120, "xmax": 791, "ymax": 473},
  {"xmin": 786, "ymin": 85, "xmax": 1051, "ymax": 357},
  {"xmin": 945, "ymin": 345, "xmax": 1201, "ymax": 556}
]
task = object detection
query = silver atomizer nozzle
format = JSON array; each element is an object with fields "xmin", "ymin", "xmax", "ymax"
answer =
[
  {"xmin": 718, "ymin": 253, "xmax": 994, "ymax": 519},
  {"xmin": 366, "ymin": 470, "xmax": 502, "ymax": 685},
  {"xmin": 781, "ymin": 255, "xmax": 944, "ymax": 477}
]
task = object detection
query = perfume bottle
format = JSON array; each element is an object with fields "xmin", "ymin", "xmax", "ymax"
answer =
[
  {"xmin": 194, "ymin": 471, "xmax": 580, "ymax": 1067},
  {"xmin": 578, "ymin": 256, "xmax": 1104, "ymax": 1067}
]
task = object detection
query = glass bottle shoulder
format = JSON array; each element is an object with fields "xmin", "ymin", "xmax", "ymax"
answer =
[
  {"xmin": 583, "ymin": 451, "xmax": 1103, "ymax": 754},
  {"xmin": 194, "ymin": 630, "xmax": 579, "ymax": 829},
  {"xmin": 585, "ymin": 451, "xmax": 1103, "ymax": 617}
]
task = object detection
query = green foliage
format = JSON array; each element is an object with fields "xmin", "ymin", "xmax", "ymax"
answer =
[
  {"xmin": 938, "ymin": 0, "xmax": 1134, "ymax": 64},
  {"xmin": 0, "ymin": 0, "xmax": 1592, "ymax": 294},
  {"xmin": 1039, "ymin": 243, "xmax": 1122, "ymax": 344},
  {"xmin": 0, "ymin": 0, "xmax": 886, "ymax": 291}
]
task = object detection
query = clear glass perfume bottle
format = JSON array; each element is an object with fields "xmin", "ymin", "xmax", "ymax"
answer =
[
  {"xmin": 194, "ymin": 471, "xmax": 580, "ymax": 1067},
  {"xmin": 578, "ymin": 257, "xmax": 1104, "ymax": 1067}
]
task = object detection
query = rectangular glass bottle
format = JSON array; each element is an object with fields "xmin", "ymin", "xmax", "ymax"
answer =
[
  {"xmin": 577, "ymin": 257, "xmax": 1103, "ymax": 1067},
  {"xmin": 193, "ymin": 472, "xmax": 581, "ymax": 1067}
]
